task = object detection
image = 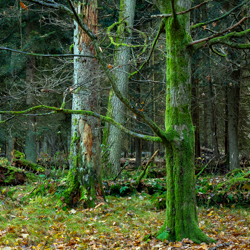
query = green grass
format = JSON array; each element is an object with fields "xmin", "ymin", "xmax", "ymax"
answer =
[{"xmin": 0, "ymin": 182, "xmax": 249, "ymax": 249}]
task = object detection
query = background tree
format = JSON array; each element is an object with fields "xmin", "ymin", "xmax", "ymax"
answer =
[{"xmin": 103, "ymin": 0, "xmax": 136, "ymax": 177}]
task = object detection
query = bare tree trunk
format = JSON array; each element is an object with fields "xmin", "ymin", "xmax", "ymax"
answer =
[
  {"xmin": 225, "ymin": 86, "xmax": 228, "ymax": 156},
  {"xmin": 208, "ymin": 81, "xmax": 220, "ymax": 159},
  {"xmin": 64, "ymin": 0, "xmax": 104, "ymax": 207},
  {"xmin": 25, "ymin": 19, "xmax": 37, "ymax": 163},
  {"xmin": 203, "ymin": 91, "xmax": 209, "ymax": 148},
  {"xmin": 191, "ymin": 73, "xmax": 200, "ymax": 157},
  {"xmin": 103, "ymin": 0, "xmax": 136, "ymax": 177},
  {"xmin": 7, "ymin": 136, "xmax": 15, "ymax": 162},
  {"xmin": 228, "ymin": 70, "xmax": 240, "ymax": 170}
]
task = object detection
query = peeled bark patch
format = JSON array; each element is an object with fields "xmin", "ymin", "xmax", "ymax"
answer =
[
  {"xmin": 79, "ymin": 119, "xmax": 93, "ymax": 162},
  {"xmin": 78, "ymin": 0, "xmax": 97, "ymax": 51}
]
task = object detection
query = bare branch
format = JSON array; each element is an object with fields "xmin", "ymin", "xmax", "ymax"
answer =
[
  {"xmin": 100, "ymin": 0, "xmax": 120, "ymax": 11},
  {"xmin": 130, "ymin": 18, "xmax": 166, "ymax": 78},
  {"xmin": 191, "ymin": 0, "xmax": 249, "ymax": 30},
  {"xmin": 0, "ymin": 47, "xmax": 95, "ymax": 58}
]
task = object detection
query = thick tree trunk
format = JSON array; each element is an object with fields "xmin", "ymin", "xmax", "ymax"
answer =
[
  {"xmin": 154, "ymin": 0, "xmax": 213, "ymax": 243},
  {"xmin": 64, "ymin": 0, "xmax": 104, "ymax": 207},
  {"xmin": 103, "ymin": 0, "xmax": 136, "ymax": 177},
  {"xmin": 228, "ymin": 70, "xmax": 240, "ymax": 170}
]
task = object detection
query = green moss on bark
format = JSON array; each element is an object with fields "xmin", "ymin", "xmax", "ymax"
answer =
[{"xmin": 153, "ymin": 0, "xmax": 215, "ymax": 243}]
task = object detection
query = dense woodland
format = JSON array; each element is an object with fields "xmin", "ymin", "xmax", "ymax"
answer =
[{"xmin": 0, "ymin": 0, "xmax": 250, "ymax": 249}]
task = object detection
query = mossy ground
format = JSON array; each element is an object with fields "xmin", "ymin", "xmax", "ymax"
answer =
[{"xmin": 0, "ymin": 181, "xmax": 249, "ymax": 249}]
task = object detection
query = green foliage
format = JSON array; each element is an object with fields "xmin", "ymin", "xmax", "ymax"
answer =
[{"xmin": 156, "ymin": 230, "xmax": 169, "ymax": 241}]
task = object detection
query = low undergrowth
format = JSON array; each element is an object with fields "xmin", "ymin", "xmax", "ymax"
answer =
[
  {"xmin": 106, "ymin": 167, "xmax": 250, "ymax": 209},
  {"xmin": 1, "ymin": 156, "xmax": 250, "ymax": 249},
  {"xmin": 0, "ymin": 182, "xmax": 250, "ymax": 249}
]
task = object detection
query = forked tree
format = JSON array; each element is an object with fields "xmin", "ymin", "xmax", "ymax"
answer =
[{"xmin": 1, "ymin": 0, "xmax": 250, "ymax": 243}]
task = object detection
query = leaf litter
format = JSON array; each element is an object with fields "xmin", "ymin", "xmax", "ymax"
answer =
[{"xmin": 0, "ymin": 184, "xmax": 249, "ymax": 250}]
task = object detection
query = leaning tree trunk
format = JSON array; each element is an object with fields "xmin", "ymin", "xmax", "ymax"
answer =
[
  {"xmin": 228, "ymin": 70, "xmax": 240, "ymax": 170},
  {"xmin": 103, "ymin": 0, "xmax": 136, "ymax": 177},
  {"xmin": 64, "ymin": 0, "xmax": 104, "ymax": 207},
  {"xmin": 154, "ymin": 0, "xmax": 213, "ymax": 243}
]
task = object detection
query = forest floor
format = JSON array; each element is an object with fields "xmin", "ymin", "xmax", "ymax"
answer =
[
  {"xmin": 0, "ymin": 155, "xmax": 250, "ymax": 249},
  {"xmin": 0, "ymin": 183, "xmax": 249, "ymax": 249}
]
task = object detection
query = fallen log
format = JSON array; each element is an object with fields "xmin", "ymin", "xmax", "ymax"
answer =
[
  {"xmin": 0, "ymin": 164, "xmax": 38, "ymax": 185},
  {"xmin": 11, "ymin": 150, "xmax": 45, "ymax": 173}
]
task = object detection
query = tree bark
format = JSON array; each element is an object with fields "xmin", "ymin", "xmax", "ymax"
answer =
[
  {"xmin": 7, "ymin": 136, "xmax": 15, "ymax": 162},
  {"xmin": 225, "ymin": 86, "xmax": 228, "ymax": 156},
  {"xmin": 64, "ymin": 0, "xmax": 104, "ymax": 207},
  {"xmin": 208, "ymin": 80, "xmax": 220, "ymax": 160},
  {"xmin": 103, "ymin": 0, "xmax": 136, "ymax": 177},
  {"xmin": 25, "ymin": 20, "xmax": 37, "ymax": 164},
  {"xmin": 154, "ymin": 0, "xmax": 213, "ymax": 243},
  {"xmin": 191, "ymin": 73, "xmax": 200, "ymax": 158},
  {"xmin": 135, "ymin": 137, "xmax": 142, "ymax": 168},
  {"xmin": 228, "ymin": 70, "xmax": 240, "ymax": 170}
]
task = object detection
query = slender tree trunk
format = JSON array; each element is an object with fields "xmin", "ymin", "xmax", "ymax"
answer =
[
  {"xmin": 7, "ymin": 136, "xmax": 15, "ymax": 162},
  {"xmin": 203, "ymin": 91, "xmax": 209, "ymax": 148},
  {"xmin": 42, "ymin": 136, "xmax": 48, "ymax": 154},
  {"xmin": 25, "ymin": 55, "xmax": 37, "ymax": 163},
  {"xmin": 208, "ymin": 81, "xmax": 220, "ymax": 159},
  {"xmin": 191, "ymin": 73, "xmax": 200, "ymax": 157},
  {"xmin": 151, "ymin": 47, "xmax": 156, "ymax": 158},
  {"xmin": 64, "ymin": 0, "xmax": 104, "ymax": 207},
  {"xmin": 135, "ymin": 138, "xmax": 142, "ymax": 168},
  {"xmin": 135, "ymin": 81, "xmax": 142, "ymax": 167},
  {"xmin": 154, "ymin": 0, "xmax": 213, "ymax": 243},
  {"xmin": 228, "ymin": 70, "xmax": 240, "ymax": 170},
  {"xmin": 23, "ymin": 19, "xmax": 37, "ymax": 163},
  {"xmin": 225, "ymin": 86, "xmax": 228, "ymax": 156},
  {"xmin": 103, "ymin": 0, "xmax": 136, "ymax": 177}
]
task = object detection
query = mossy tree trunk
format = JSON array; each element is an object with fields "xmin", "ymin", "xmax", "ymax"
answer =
[
  {"xmin": 154, "ymin": 0, "xmax": 213, "ymax": 243},
  {"xmin": 103, "ymin": 0, "xmax": 136, "ymax": 177},
  {"xmin": 64, "ymin": 0, "xmax": 104, "ymax": 207}
]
